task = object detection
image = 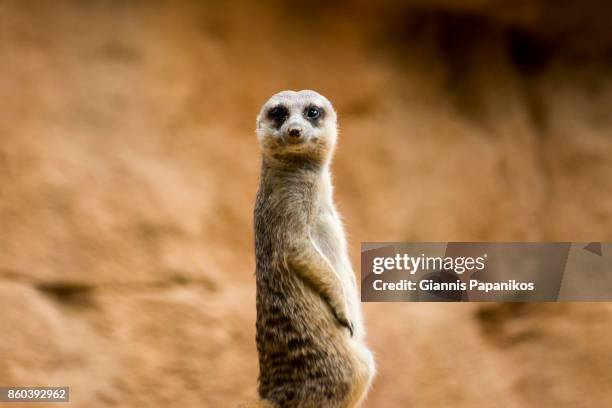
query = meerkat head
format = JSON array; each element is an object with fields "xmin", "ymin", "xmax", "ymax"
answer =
[{"xmin": 256, "ymin": 90, "xmax": 338, "ymax": 167}]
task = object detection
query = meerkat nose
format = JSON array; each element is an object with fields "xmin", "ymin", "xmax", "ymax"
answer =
[{"xmin": 288, "ymin": 128, "xmax": 302, "ymax": 138}]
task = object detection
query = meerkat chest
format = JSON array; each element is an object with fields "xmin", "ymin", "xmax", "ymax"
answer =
[{"xmin": 311, "ymin": 205, "xmax": 346, "ymax": 270}]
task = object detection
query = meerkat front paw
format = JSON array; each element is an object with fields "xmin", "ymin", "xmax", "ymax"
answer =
[{"xmin": 332, "ymin": 305, "xmax": 354, "ymax": 337}]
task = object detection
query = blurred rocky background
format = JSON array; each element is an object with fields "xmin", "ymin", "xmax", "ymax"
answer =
[{"xmin": 1, "ymin": 0, "xmax": 611, "ymax": 407}]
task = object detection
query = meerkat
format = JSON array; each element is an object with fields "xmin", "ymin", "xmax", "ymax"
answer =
[{"xmin": 245, "ymin": 90, "xmax": 375, "ymax": 408}]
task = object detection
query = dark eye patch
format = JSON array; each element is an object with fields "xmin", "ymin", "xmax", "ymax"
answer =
[
  {"xmin": 303, "ymin": 105, "xmax": 325, "ymax": 126},
  {"xmin": 267, "ymin": 105, "xmax": 289, "ymax": 128}
]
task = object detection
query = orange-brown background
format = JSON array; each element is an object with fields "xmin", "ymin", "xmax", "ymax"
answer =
[{"xmin": 1, "ymin": 1, "xmax": 611, "ymax": 407}]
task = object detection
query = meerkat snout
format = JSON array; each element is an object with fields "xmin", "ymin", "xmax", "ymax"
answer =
[
  {"xmin": 288, "ymin": 127, "xmax": 302, "ymax": 138},
  {"xmin": 286, "ymin": 128, "xmax": 304, "ymax": 144}
]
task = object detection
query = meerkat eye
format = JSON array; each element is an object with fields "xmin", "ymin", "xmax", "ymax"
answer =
[
  {"xmin": 267, "ymin": 106, "xmax": 288, "ymax": 124},
  {"xmin": 305, "ymin": 106, "xmax": 321, "ymax": 119}
]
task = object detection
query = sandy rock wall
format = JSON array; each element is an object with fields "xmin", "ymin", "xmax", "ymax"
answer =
[{"xmin": 0, "ymin": 1, "xmax": 611, "ymax": 407}]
